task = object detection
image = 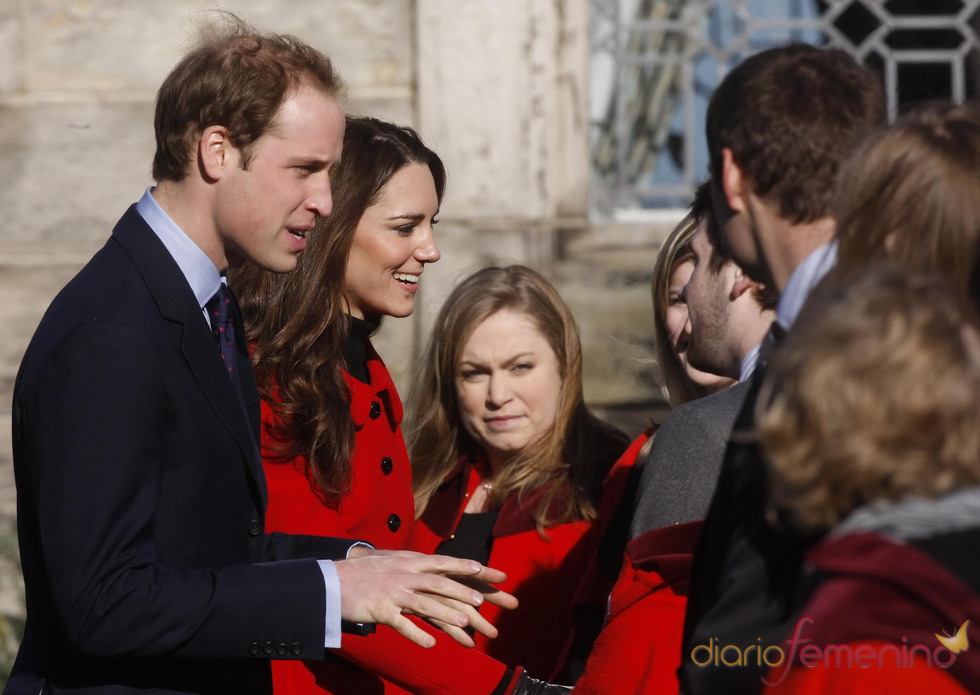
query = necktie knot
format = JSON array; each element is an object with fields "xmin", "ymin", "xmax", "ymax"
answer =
[{"xmin": 759, "ymin": 321, "xmax": 787, "ymax": 369}]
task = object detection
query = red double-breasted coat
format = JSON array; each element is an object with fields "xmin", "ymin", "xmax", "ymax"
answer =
[
  {"xmin": 261, "ymin": 342, "xmax": 508, "ymax": 695},
  {"xmin": 263, "ymin": 349, "xmax": 415, "ymax": 549},
  {"xmin": 408, "ymin": 456, "xmax": 612, "ymax": 681}
]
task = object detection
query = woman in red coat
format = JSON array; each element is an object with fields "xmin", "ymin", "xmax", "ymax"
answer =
[
  {"xmin": 233, "ymin": 118, "xmax": 547, "ymax": 695},
  {"xmin": 406, "ymin": 265, "xmax": 630, "ymax": 681}
]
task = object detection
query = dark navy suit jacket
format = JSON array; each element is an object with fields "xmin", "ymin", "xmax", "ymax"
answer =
[{"xmin": 7, "ymin": 206, "xmax": 355, "ymax": 694}]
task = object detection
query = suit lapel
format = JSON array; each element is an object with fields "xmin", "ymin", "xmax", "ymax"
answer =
[{"xmin": 111, "ymin": 206, "xmax": 267, "ymax": 508}]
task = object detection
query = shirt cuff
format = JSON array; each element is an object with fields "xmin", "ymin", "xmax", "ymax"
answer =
[
  {"xmin": 318, "ymin": 560, "xmax": 343, "ymax": 648},
  {"xmin": 320, "ymin": 542, "xmax": 375, "ymax": 648}
]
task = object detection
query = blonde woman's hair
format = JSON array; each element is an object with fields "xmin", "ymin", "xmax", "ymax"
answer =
[
  {"xmin": 651, "ymin": 213, "xmax": 716, "ymax": 407},
  {"xmin": 757, "ymin": 263, "xmax": 980, "ymax": 534},
  {"xmin": 407, "ymin": 265, "xmax": 625, "ymax": 531}
]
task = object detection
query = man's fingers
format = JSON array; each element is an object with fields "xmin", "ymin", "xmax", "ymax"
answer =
[
  {"xmin": 414, "ymin": 572, "xmax": 490, "ymax": 607},
  {"xmin": 334, "ymin": 551, "xmax": 517, "ymax": 648},
  {"xmin": 385, "ymin": 613, "xmax": 437, "ymax": 648},
  {"xmin": 446, "ymin": 574, "xmax": 519, "ymax": 611},
  {"xmin": 421, "ymin": 553, "xmax": 506, "ymax": 581},
  {"xmin": 426, "ymin": 618, "xmax": 477, "ymax": 648},
  {"xmin": 405, "ymin": 587, "xmax": 476, "ymax": 624},
  {"xmin": 418, "ymin": 593, "xmax": 502, "ymax": 641},
  {"xmin": 457, "ymin": 604, "xmax": 499, "ymax": 640},
  {"xmin": 467, "ymin": 564, "xmax": 508, "ymax": 585},
  {"xmin": 480, "ymin": 586, "xmax": 518, "ymax": 610}
]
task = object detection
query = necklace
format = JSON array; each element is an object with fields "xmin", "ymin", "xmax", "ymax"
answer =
[{"xmin": 481, "ymin": 479, "xmax": 494, "ymax": 493}]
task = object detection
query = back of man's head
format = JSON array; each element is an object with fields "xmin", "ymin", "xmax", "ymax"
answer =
[
  {"xmin": 152, "ymin": 11, "xmax": 344, "ymax": 182},
  {"xmin": 706, "ymin": 43, "xmax": 885, "ymax": 224}
]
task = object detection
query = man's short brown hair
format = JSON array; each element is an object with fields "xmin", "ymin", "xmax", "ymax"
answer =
[
  {"xmin": 707, "ymin": 43, "xmax": 885, "ymax": 223},
  {"xmin": 152, "ymin": 12, "xmax": 343, "ymax": 182}
]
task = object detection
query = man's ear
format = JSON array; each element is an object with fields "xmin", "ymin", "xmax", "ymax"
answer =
[
  {"xmin": 721, "ymin": 148, "xmax": 748, "ymax": 214},
  {"xmin": 199, "ymin": 125, "xmax": 236, "ymax": 181},
  {"xmin": 730, "ymin": 266, "xmax": 754, "ymax": 301}
]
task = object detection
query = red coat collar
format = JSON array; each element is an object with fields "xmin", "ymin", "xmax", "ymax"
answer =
[
  {"xmin": 420, "ymin": 456, "xmax": 572, "ymax": 539},
  {"xmin": 625, "ymin": 520, "xmax": 703, "ymax": 595},
  {"xmin": 347, "ymin": 340, "xmax": 403, "ymax": 429}
]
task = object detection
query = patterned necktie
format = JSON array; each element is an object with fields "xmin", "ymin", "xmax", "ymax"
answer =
[{"xmin": 206, "ymin": 283, "xmax": 237, "ymax": 380}]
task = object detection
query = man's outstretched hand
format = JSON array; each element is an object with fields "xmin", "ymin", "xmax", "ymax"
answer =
[{"xmin": 335, "ymin": 548, "xmax": 519, "ymax": 648}]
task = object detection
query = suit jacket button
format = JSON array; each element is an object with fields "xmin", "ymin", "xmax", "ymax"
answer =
[
  {"xmin": 262, "ymin": 641, "xmax": 274, "ymax": 655},
  {"xmin": 387, "ymin": 513, "xmax": 401, "ymax": 533},
  {"xmin": 276, "ymin": 642, "xmax": 288, "ymax": 656},
  {"xmin": 381, "ymin": 456, "xmax": 393, "ymax": 475},
  {"xmin": 248, "ymin": 519, "xmax": 262, "ymax": 536},
  {"xmin": 290, "ymin": 641, "xmax": 304, "ymax": 656},
  {"xmin": 248, "ymin": 641, "xmax": 260, "ymax": 656},
  {"xmin": 369, "ymin": 401, "xmax": 382, "ymax": 419}
]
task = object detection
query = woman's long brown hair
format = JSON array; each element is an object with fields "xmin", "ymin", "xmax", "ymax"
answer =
[{"xmin": 232, "ymin": 116, "xmax": 446, "ymax": 503}]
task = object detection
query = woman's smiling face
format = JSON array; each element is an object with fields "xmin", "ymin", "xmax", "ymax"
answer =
[{"xmin": 343, "ymin": 162, "xmax": 441, "ymax": 319}]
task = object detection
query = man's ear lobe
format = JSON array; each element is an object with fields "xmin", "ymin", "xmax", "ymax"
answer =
[
  {"xmin": 199, "ymin": 126, "xmax": 234, "ymax": 181},
  {"xmin": 730, "ymin": 270, "xmax": 754, "ymax": 301},
  {"xmin": 721, "ymin": 148, "xmax": 748, "ymax": 214}
]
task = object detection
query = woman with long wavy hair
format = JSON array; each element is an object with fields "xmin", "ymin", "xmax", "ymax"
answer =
[{"xmin": 232, "ymin": 117, "xmax": 544, "ymax": 695}]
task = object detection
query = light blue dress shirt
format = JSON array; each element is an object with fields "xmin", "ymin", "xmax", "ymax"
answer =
[{"xmin": 776, "ymin": 239, "xmax": 838, "ymax": 331}]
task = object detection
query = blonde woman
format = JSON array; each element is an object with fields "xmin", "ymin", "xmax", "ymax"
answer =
[{"xmin": 407, "ymin": 265, "xmax": 629, "ymax": 680}]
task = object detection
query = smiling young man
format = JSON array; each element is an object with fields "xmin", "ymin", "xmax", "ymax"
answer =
[
  {"xmin": 630, "ymin": 181, "xmax": 777, "ymax": 540},
  {"xmin": 568, "ymin": 183, "xmax": 776, "ymax": 694},
  {"xmin": 8, "ymin": 15, "xmax": 511, "ymax": 695}
]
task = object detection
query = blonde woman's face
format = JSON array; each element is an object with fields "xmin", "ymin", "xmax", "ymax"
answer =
[
  {"xmin": 455, "ymin": 309, "xmax": 562, "ymax": 470},
  {"xmin": 665, "ymin": 259, "xmax": 695, "ymax": 358}
]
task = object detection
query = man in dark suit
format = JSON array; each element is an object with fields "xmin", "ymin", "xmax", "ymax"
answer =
[
  {"xmin": 630, "ymin": 181, "xmax": 776, "ymax": 538},
  {"xmin": 7, "ymin": 16, "xmax": 510, "ymax": 695},
  {"xmin": 678, "ymin": 44, "xmax": 886, "ymax": 693}
]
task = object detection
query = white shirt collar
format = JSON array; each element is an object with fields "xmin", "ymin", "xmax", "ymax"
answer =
[{"xmin": 738, "ymin": 342, "xmax": 762, "ymax": 382}]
